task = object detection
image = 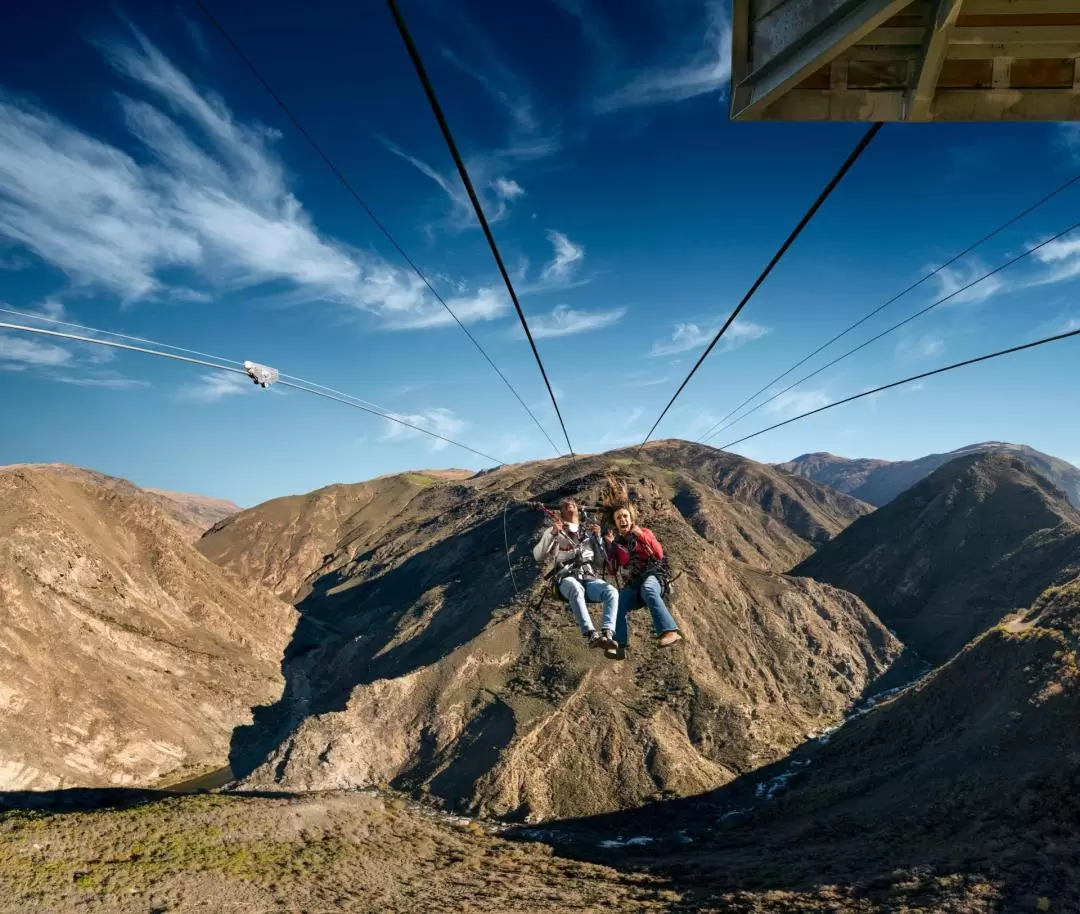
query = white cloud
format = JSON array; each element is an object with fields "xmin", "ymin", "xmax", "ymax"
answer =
[
  {"xmin": 764, "ymin": 389, "xmax": 832, "ymax": 418},
  {"xmin": 1029, "ymin": 235, "xmax": 1080, "ymax": 287},
  {"xmin": 594, "ymin": 2, "xmax": 732, "ymax": 113},
  {"xmin": 895, "ymin": 334, "xmax": 945, "ymax": 361},
  {"xmin": 0, "ymin": 27, "xmax": 503, "ymax": 331},
  {"xmin": 178, "ymin": 371, "xmax": 252, "ymax": 403},
  {"xmin": 522, "ymin": 304, "xmax": 625, "ymax": 339},
  {"xmin": 1064, "ymin": 316, "xmax": 1080, "ymax": 332},
  {"xmin": 933, "ymin": 260, "xmax": 1006, "ymax": 305},
  {"xmin": 381, "ymin": 286, "xmax": 508, "ymax": 330},
  {"xmin": 0, "ymin": 333, "xmax": 71, "ymax": 369},
  {"xmin": 492, "ymin": 177, "xmax": 525, "ymax": 201},
  {"xmin": 649, "ymin": 318, "xmax": 769, "ymax": 357},
  {"xmin": 540, "ymin": 230, "xmax": 585, "ymax": 284},
  {"xmin": 380, "ymin": 407, "xmax": 466, "ymax": 452},
  {"xmin": 54, "ymin": 374, "xmax": 149, "ymax": 389}
]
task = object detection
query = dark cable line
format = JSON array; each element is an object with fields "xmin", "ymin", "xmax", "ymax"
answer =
[
  {"xmin": 719, "ymin": 326, "xmax": 1080, "ymax": 451},
  {"xmin": 386, "ymin": 0, "xmax": 577, "ymax": 463},
  {"xmin": 634, "ymin": 122, "xmax": 882, "ymax": 457},
  {"xmin": 702, "ymin": 216, "xmax": 1080, "ymax": 444},
  {"xmin": 193, "ymin": 0, "xmax": 563, "ymax": 457},
  {"xmin": 698, "ymin": 172, "xmax": 1080, "ymax": 444}
]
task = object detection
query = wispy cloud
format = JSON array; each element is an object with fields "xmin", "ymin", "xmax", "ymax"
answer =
[
  {"xmin": 1028, "ymin": 235, "xmax": 1080, "ymax": 287},
  {"xmin": 649, "ymin": 318, "xmax": 769, "ymax": 357},
  {"xmin": 764, "ymin": 389, "xmax": 832, "ymax": 418},
  {"xmin": 541, "ymin": 231, "xmax": 584, "ymax": 284},
  {"xmin": 54, "ymin": 373, "xmax": 149, "ymax": 389},
  {"xmin": 381, "ymin": 286, "xmax": 508, "ymax": 330},
  {"xmin": 492, "ymin": 177, "xmax": 525, "ymax": 201},
  {"xmin": 933, "ymin": 259, "xmax": 1006, "ymax": 305},
  {"xmin": 0, "ymin": 25, "xmax": 504, "ymax": 331},
  {"xmin": 178, "ymin": 371, "xmax": 252, "ymax": 403},
  {"xmin": 895, "ymin": 334, "xmax": 945, "ymax": 361},
  {"xmin": 0, "ymin": 333, "xmax": 71, "ymax": 370},
  {"xmin": 519, "ymin": 303, "xmax": 626, "ymax": 339},
  {"xmin": 593, "ymin": 1, "xmax": 732, "ymax": 113},
  {"xmin": 381, "ymin": 407, "xmax": 466, "ymax": 452}
]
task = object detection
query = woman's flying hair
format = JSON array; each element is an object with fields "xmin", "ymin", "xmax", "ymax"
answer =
[{"xmin": 599, "ymin": 473, "xmax": 636, "ymax": 526}]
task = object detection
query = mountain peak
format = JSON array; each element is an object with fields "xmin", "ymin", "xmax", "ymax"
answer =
[{"xmin": 794, "ymin": 451, "xmax": 1080, "ymax": 664}]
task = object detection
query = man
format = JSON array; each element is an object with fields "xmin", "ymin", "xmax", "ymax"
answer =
[{"xmin": 532, "ymin": 498, "xmax": 619, "ymax": 649}]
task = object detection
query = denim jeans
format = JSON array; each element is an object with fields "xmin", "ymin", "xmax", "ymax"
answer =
[
  {"xmin": 614, "ymin": 575, "xmax": 678, "ymax": 646},
  {"xmin": 558, "ymin": 576, "xmax": 619, "ymax": 635}
]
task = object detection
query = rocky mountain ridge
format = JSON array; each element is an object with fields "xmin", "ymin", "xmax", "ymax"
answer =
[{"xmin": 0, "ymin": 465, "xmax": 295, "ymax": 789}]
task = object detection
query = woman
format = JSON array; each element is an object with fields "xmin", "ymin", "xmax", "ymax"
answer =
[{"xmin": 600, "ymin": 476, "xmax": 682, "ymax": 654}]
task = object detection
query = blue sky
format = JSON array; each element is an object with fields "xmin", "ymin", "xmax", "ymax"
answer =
[{"xmin": 2, "ymin": 0, "xmax": 1080, "ymax": 506}]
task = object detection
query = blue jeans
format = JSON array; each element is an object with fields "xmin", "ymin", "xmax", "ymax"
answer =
[
  {"xmin": 558, "ymin": 576, "xmax": 619, "ymax": 635},
  {"xmin": 614, "ymin": 575, "xmax": 677, "ymax": 646}
]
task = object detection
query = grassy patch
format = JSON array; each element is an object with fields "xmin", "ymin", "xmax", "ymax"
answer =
[{"xmin": 403, "ymin": 473, "xmax": 439, "ymax": 487}]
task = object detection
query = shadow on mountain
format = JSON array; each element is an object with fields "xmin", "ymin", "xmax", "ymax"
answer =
[
  {"xmin": 0, "ymin": 786, "xmax": 301, "ymax": 815},
  {"xmin": 228, "ymin": 504, "xmax": 546, "ymax": 780}
]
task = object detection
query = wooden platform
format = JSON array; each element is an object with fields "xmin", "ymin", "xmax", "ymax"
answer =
[{"xmin": 731, "ymin": 0, "xmax": 1080, "ymax": 120}]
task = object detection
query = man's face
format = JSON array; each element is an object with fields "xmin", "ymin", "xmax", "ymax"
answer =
[
  {"xmin": 560, "ymin": 500, "xmax": 579, "ymax": 523},
  {"xmin": 614, "ymin": 507, "xmax": 633, "ymax": 535}
]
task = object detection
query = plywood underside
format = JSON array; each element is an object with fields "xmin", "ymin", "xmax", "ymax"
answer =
[{"xmin": 732, "ymin": 0, "xmax": 1080, "ymax": 121}]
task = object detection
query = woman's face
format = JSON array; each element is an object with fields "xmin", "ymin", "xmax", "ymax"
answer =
[{"xmin": 613, "ymin": 507, "xmax": 633, "ymax": 535}]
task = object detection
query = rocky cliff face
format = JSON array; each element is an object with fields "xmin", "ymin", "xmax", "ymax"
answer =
[
  {"xmin": 793, "ymin": 452, "xmax": 1080, "ymax": 664},
  {"xmin": 0, "ymin": 466, "xmax": 295, "ymax": 789},
  {"xmin": 200, "ymin": 443, "xmax": 900, "ymax": 822},
  {"xmin": 0, "ymin": 463, "xmax": 239, "ymax": 541},
  {"xmin": 778, "ymin": 441, "xmax": 1080, "ymax": 508}
]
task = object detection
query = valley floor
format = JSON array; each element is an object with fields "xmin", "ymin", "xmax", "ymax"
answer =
[{"xmin": 0, "ymin": 789, "xmax": 1029, "ymax": 914}]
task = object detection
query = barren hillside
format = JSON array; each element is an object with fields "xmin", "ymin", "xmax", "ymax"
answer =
[
  {"xmin": 0, "ymin": 466, "xmax": 295, "ymax": 789},
  {"xmin": 200, "ymin": 442, "xmax": 900, "ymax": 821},
  {"xmin": 793, "ymin": 452, "xmax": 1080, "ymax": 663}
]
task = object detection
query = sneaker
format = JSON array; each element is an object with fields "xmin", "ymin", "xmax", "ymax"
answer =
[
  {"xmin": 657, "ymin": 630, "xmax": 682, "ymax": 647},
  {"xmin": 604, "ymin": 644, "xmax": 627, "ymax": 661},
  {"xmin": 598, "ymin": 628, "xmax": 619, "ymax": 650},
  {"xmin": 587, "ymin": 631, "xmax": 605, "ymax": 649}
]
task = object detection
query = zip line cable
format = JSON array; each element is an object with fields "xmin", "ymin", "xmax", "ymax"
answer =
[
  {"xmin": 634, "ymin": 122, "xmax": 883, "ymax": 457},
  {"xmin": 193, "ymin": 0, "xmax": 562, "ymax": 458},
  {"xmin": 698, "ymin": 172, "xmax": 1080, "ymax": 444},
  {"xmin": 0, "ymin": 305, "xmax": 395, "ymax": 416},
  {"xmin": 718, "ymin": 326, "xmax": 1080, "ymax": 451},
  {"xmin": 386, "ymin": 0, "xmax": 577, "ymax": 463},
  {"xmin": 702, "ymin": 216, "xmax": 1080, "ymax": 444},
  {"xmin": 0, "ymin": 321, "xmax": 508, "ymax": 465}
]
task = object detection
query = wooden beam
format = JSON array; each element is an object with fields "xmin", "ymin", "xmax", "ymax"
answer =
[
  {"xmin": 906, "ymin": 0, "xmax": 965, "ymax": 119},
  {"xmin": 951, "ymin": 25, "xmax": 1080, "ymax": 44},
  {"xmin": 963, "ymin": 0, "xmax": 1080, "ymax": 12},
  {"xmin": 761, "ymin": 85, "xmax": 1080, "ymax": 120},
  {"xmin": 730, "ymin": 0, "xmax": 755, "ymax": 119},
  {"xmin": 734, "ymin": 0, "xmax": 914, "ymax": 118}
]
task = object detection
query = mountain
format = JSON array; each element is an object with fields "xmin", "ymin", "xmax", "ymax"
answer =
[
  {"xmin": 792, "ymin": 452, "xmax": 1080, "ymax": 664},
  {"xmin": 539, "ymin": 571, "xmax": 1080, "ymax": 913},
  {"xmin": 0, "ymin": 463, "xmax": 239, "ymax": 541},
  {"xmin": 0, "ymin": 465, "xmax": 296, "ymax": 790},
  {"xmin": 198, "ymin": 441, "xmax": 900, "ymax": 821},
  {"xmin": 778, "ymin": 441, "xmax": 1080, "ymax": 508}
]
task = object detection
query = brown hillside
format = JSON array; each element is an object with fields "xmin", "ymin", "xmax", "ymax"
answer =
[
  {"xmin": 793, "ymin": 451, "xmax": 1080, "ymax": 664},
  {"xmin": 0, "ymin": 463, "xmax": 238, "ymax": 541},
  {"xmin": 199, "ymin": 443, "xmax": 901, "ymax": 822},
  {"xmin": 533, "ymin": 572, "xmax": 1080, "ymax": 913},
  {"xmin": 0, "ymin": 466, "xmax": 295, "ymax": 789}
]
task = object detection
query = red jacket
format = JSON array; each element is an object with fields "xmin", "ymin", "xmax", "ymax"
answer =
[{"xmin": 606, "ymin": 527, "xmax": 664, "ymax": 576}]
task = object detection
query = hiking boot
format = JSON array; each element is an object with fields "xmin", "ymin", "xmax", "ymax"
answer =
[
  {"xmin": 604, "ymin": 644, "xmax": 627, "ymax": 661},
  {"xmin": 598, "ymin": 629, "xmax": 618, "ymax": 650},
  {"xmin": 586, "ymin": 631, "xmax": 605, "ymax": 649},
  {"xmin": 657, "ymin": 630, "xmax": 682, "ymax": 647}
]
